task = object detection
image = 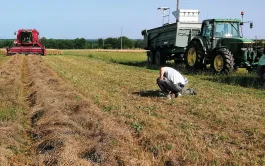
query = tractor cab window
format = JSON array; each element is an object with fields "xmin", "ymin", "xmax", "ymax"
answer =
[
  {"xmin": 215, "ymin": 22, "xmax": 240, "ymax": 38},
  {"xmin": 202, "ymin": 22, "xmax": 213, "ymax": 38}
]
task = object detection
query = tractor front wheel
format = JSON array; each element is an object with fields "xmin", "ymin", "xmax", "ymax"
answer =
[{"xmin": 211, "ymin": 48, "xmax": 234, "ymax": 74}]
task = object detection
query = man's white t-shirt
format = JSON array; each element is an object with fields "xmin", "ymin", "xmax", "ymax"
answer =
[{"xmin": 163, "ymin": 67, "xmax": 185, "ymax": 85}]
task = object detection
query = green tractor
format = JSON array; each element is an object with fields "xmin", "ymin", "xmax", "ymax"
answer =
[{"xmin": 184, "ymin": 18, "xmax": 258, "ymax": 74}]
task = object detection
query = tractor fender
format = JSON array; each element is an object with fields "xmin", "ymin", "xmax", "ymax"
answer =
[
  {"xmin": 212, "ymin": 46, "xmax": 227, "ymax": 54},
  {"xmin": 257, "ymin": 55, "xmax": 265, "ymax": 78},
  {"xmin": 210, "ymin": 46, "xmax": 229, "ymax": 60},
  {"xmin": 189, "ymin": 38, "xmax": 207, "ymax": 53},
  {"xmin": 258, "ymin": 54, "xmax": 265, "ymax": 66}
]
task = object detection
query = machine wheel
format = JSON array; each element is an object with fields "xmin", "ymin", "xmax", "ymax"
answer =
[
  {"xmin": 155, "ymin": 51, "xmax": 166, "ymax": 66},
  {"xmin": 259, "ymin": 66, "xmax": 265, "ymax": 80},
  {"xmin": 147, "ymin": 51, "xmax": 155, "ymax": 64},
  {"xmin": 211, "ymin": 48, "xmax": 234, "ymax": 74},
  {"xmin": 262, "ymin": 69, "xmax": 265, "ymax": 81},
  {"xmin": 174, "ymin": 60, "xmax": 182, "ymax": 64},
  {"xmin": 184, "ymin": 41, "xmax": 205, "ymax": 70},
  {"xmin": 174, "ymin": 54, "xmax": 184, "ymax": 64}
]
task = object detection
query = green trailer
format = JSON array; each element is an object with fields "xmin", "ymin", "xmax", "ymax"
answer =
[
  {"xmin": 142, "ymin": 22, "xmax": 201, "ymax": 65},
  {"xmin": 141, "ymin": 9, "xmax": 201, "ymax": 65}
]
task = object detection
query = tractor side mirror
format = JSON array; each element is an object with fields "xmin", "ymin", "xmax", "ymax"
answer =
[
  {"xmin": 14, "ymin": 32, "xmax": 16, "ymax": 35},
  {"xmin": 250, "ymin": 22, "xmax": 253, "ymax": 29}
]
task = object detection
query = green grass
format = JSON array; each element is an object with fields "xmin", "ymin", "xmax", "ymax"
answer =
[
  {"xmin": 43, "ymin": 51, "xmax": 265, "ymax": 165},
  {"xmin": 0, "ymin": 107, "xmax": 25, "ymax": 122},
  {"xmin": 62, "ymin": 50, "xmax": 147, "ymax": 64},
  {"xmin": 0, "ymin": 55, "xmax": 9, "ymax": 64}
]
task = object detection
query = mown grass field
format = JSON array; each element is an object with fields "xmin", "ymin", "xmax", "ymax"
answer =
[{"xmin": 42, "ymin": 50, "xmax": 265, "ymax": 165}]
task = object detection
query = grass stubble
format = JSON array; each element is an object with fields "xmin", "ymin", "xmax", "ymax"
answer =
[
  {"xmin": 43, "ymin": 50, "xmax": 265, "ymax": 165},
  {"xmin": 0, "ymin": 50, "xmax": 264, "ymax": 165}
]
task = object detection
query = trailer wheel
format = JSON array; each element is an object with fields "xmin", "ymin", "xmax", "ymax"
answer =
[
  {"xmin": 184, "ymin": 41, "xmax": 204, "ymax": 70},
  {"xmin": 211, "ymin": 48, "xmax": 234, "ymax": 74},
  {"xmin": 155, "ymin": 51, "xmax": 166, "ymax": 66},
  {"xmin": 147, "ymin": 51, "xmax": 155, "ymax": 64}
]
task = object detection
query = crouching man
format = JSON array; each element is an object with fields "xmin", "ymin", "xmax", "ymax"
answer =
[{"xmin": 157, "ymin": 66, "xmax": 188, "ymax": 99}]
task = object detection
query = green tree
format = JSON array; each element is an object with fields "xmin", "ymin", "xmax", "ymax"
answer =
[
  {"xmin": 74, "ymin": 38, "xmax": 86, "ymax": 49},
  {"xmin": 98, "ymin": 38, "xmax": 104, "ymax": 48},
  {"xmin": 134, "ymin": 39, "xmax": 144, "ymax": 49},
  {"xmin": 118, "ymin": 36, "xmax": 134, "ymax": 49}
]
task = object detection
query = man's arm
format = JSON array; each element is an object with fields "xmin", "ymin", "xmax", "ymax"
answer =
[{"xmin": 159, "ymin": 67, "xmax": 166, "ymax": 80}]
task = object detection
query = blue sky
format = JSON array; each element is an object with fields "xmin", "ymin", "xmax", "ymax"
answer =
[{"xmin": 1, "ymin": 0, "xmax": 264, "ymax": 39}]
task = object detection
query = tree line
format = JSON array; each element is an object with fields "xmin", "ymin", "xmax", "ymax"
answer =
[
  {"xmin": 0, "ymin": 37, "xmax": 144, "ymax": 49},
  {"xmin": 1, "ymin": 38, "xmax": 263, "ymax": 49}
]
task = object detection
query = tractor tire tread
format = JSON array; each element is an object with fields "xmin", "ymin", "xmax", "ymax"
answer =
[{"xmin": 212, "ymin": 48, "xmax": 234, "ymax": 74}]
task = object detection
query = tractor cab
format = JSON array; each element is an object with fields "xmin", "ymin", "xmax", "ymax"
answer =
[
  {"xmin": 201, "ymin": 19, "xmax": 241, "ymax": 38},
  {"xmin": 200, "ymin": 19, "xmax": 244, "ymax": 50},
  {"xmin": 20, "ymin": 31, "xmax": 33, "ymax": 44},
  {"xmin": 14, "ymin": 29, "xmax": 40, "ymax": 46}
]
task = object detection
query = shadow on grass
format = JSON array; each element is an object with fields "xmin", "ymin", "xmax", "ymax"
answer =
[
  {"xmin": 114, "ymin": 61, "xmax": 187, "ymax": 71},
  {"xmin": 202, "ymin": 75, "xmax": 265, "ymax": 89},
  {"xmin": 132, "ymin": 90, "xmax": 161, "ymax": 98},
  {"xmin": 181, "ymin": 68, "xmax": 215, "ymax": 76},
  {"xmin": 112, "ymin": 60, "xmax": 216, "ymax": 75},
  {"xmin": 114, "ymin": 61, "xmax": 160, "ymax": 70}
]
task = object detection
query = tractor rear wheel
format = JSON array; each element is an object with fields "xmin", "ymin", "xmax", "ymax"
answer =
[
  {"xmin": 155, "ymin": 51, "xmax": 166, "ymax": 66},
  {"xmin": 211, "ymin": 48, "xmax": 234, "ymax": 74},
  {"xmin": 184, "ymin": 41, "xmax": 205, "ymax": 70},
  {"xmin": 147, "ymin": 51, "xmax": 155, "ymax": 64}
]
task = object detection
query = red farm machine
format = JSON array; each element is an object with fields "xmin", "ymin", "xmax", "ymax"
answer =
[{"xmin": 6, "ymin": 29, "xmax": 46, "ymax": 56}]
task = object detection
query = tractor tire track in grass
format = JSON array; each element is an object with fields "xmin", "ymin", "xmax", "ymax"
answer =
[{"xmin": 24, "ymin": 55, "xmax": 153, "ymax": 165}]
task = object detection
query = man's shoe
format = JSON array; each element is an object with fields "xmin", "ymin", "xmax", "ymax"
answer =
[
  {"xmin": 158, "ymin": 92, "xmax": 171, "ymax": 99},
  {"xmin": 166, "ymin": 94, "xmax": 171, "ymax": 100},
  {"xmin": 177, "ymin": 92, "xmax": 182, "ymax": 97}
]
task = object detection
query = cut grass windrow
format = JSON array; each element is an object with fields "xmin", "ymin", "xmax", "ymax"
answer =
[{"xmin": 0, "ymin": 55, "xmax": 30, "ymax": 165}]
